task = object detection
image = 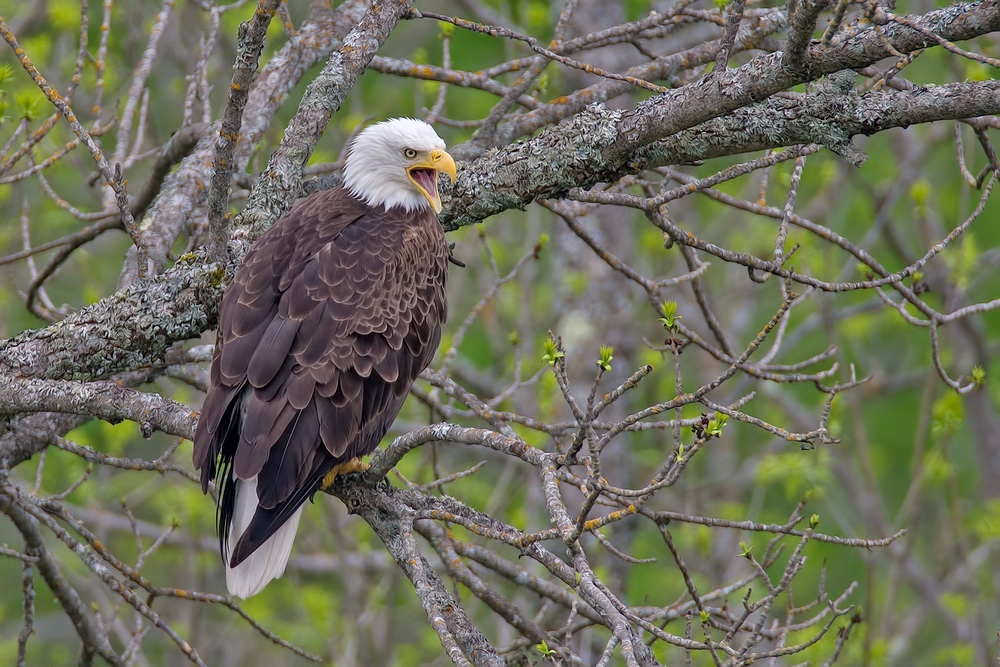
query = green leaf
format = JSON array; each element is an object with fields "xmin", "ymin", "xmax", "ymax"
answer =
[
  {"xmin": 705, "ymin": 412, "xmax": 727, "ymax": 438},
  {"xmin": 541, "ymin": 338, "xmax": 564, "ymax": 366},
  {"xmin": 659, "ymin": 300, "xmax": 680, "ymax": 331},
  {"xmin": 972, "ymin": 364, "xmax": 986, "ymax": 388},
  {"xmin": 596, "ymin": 344, "xmax": 614, "ymax": 372},
  {"xmin": 809, "ymin": 513, "xmax": 820, "ymax": 529},
  {"xmin": 536, "ymin": 640, "xmax": 557, "ymax": 657}
]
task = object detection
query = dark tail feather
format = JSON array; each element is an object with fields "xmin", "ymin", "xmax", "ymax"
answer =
[{"xmin": 230, "ymin": 452, "xmax": 335, "ymax": 567}]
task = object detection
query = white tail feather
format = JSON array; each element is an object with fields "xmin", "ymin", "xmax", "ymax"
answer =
[{"xmin": 226, "ymin": 476, "xmax": 303, "ymax": 598}]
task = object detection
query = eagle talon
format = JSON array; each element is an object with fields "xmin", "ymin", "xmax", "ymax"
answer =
[{"xmin": 320, "ymin": 458, "xmax": 370, "ymax": 492}]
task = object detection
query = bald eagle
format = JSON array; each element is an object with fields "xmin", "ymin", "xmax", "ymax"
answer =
[{"xmin": 193, "ymin": 118, "xmax": 456, "ymax": 598}]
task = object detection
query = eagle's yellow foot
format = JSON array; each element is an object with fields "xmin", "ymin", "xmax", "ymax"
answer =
[{"xmin": 320, "ymin": 458, "xmax": 369, "ymax": 491}]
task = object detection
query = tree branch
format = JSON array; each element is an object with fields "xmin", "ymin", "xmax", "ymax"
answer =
[
  {"xmin": 330, "ymin": 479, "xmax": 504, "ymax": 666},
  {"xmin": 0, "ymin": 483, "xmax": 124, "ymax": 667},
  {"xmin": 206, "ymin": 0, "xmax": 281, "ymax": 263},
  {"xmin": 0, "ymin": 377, "xmax": 196, "ymax": 440}
]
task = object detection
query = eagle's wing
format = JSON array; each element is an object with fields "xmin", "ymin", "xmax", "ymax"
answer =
[{"xmin": 193, "ymin": 187, "xmax": 448, "ymax": 568}]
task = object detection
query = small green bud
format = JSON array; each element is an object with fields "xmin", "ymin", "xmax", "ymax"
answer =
[
  {"xmin": 972, "ymin": 365, "xmax": 987, "ymax": 388},
  {"xmin": 659, "ymin": 301, "xmax": 681, "ymax": 331},
  {"xmin": 536, "ymin": 640, "xmax": 556, "ymax": 657},
  {"xmin": 596, "ymin": 345, "xmax": 614, "ymax": 372},
  {"xmin": 541, "ymin": 338, "xmax": 564, "ymax": 367},
  {"xmin": 706, "ymin": 412, "xmax": 728, "ymax": 438},
  {"xmin": 809, "ymin": 514, "xmax": 820, "ymax": 529}
]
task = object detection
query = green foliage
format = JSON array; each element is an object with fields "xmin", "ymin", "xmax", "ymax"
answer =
[
  {"xmin": 946, "ymin": 233, "xmax": 979, "ymax": 290},
  {"xmin": 931, "ymin": 392, "xmax": 964, "ymax": 438},
  {"xmin": 972, "ymin": 498, "xmax": 1000, "ymax": 541},
  {"xmin": 910, "ymin": 178, "xmax": 932, "ymax": 210},
  {"xmin": 921, "ymin": 449, "xmax": 952, "ymax": 487},
  {"xmin": 0, "ymin": 63, "xmax": 12, "ymax": 124},
  {"xmin": 14, "ymin": 90, "xmax": 42, "ymax": 122},
  {"xmin": 756, "ymin": 449, "xmax": 832, "ymax": 499},
  {"xmin": 934, "ymin": 642, "xmax": 976, "ymax": 666},
  {"xmin": 50, "ymin": 0, "xmax": 82, "ymax": 31}
]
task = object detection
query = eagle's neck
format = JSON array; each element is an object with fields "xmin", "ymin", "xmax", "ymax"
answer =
[{"xmin": 344, "ymin": 168, "xmax": 432, "ymax": 214}]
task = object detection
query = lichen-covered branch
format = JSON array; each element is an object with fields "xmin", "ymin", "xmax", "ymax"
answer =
[
  {"xmin": 330, "ymin": 479, "xmax": 505, "ymax": 666},
  {"xmin": 205, "ymin": 0, "xmax": 281, "ymax": 262},
  {"xmin": 0, "ymin": 377, "xmax": 196, "ymax": 440}
]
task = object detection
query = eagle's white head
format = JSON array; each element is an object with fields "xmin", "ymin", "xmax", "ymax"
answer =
[{"xmin": 343, "ymin": 118, "xmax": 457, "ymax": 214}]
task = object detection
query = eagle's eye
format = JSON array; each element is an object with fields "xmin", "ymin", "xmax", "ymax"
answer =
[{"xmin": 402, "ymin": 148, "xmax": 418, "ymax": 159}]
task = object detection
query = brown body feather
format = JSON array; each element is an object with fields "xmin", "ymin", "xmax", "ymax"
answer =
[{"xmin": 193, "ymin": 186, "xmax": 448, "ymax": 567}]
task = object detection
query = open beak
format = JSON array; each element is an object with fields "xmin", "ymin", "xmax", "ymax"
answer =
[{"xmin": 407, "ymin": 148, "xmax": 457, "ymax": 213}]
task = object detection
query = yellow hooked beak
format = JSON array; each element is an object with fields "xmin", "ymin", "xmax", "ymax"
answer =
[{"xmin": 407, "ymin": 148, "xmax": 457, "ymax": 213}]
